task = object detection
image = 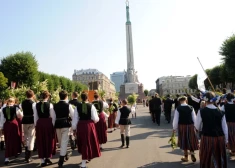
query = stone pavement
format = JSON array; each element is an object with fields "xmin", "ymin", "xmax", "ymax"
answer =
[{"xmin": 0, "ymin": 105, "xmax": 234, "ymax": 168}]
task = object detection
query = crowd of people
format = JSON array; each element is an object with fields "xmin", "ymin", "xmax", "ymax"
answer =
[
  {"xmin": 0, "ymin": 90, "xmax": 132, "ymax": 168},
  {"xmin": 148, "ymin": 90, "xmax": 235, "ymax": 168}
]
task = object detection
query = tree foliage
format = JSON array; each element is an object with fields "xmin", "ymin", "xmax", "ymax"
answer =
[
  {"xmin": 127, "ymin": 93, "xmax": 138, "ymax": 105},
  {"xmin": 0, "ymin": 52, "xmax": 38, "ymax": 87},
  {"xmin": 0, "ymin": 72, "xmax": 8, "ymax": 89},
  {"xmin": 144, "ymin": 89, "xmax": 149, "ymax": 96},
  {"xmin": 188, "ymin": 74, "xmax": 197, "ymax": 90}
]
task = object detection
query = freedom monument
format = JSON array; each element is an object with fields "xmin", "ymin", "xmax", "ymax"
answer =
[{"xmin": 119, "ymin": 1, "xmax": 145, "ymax": 101}]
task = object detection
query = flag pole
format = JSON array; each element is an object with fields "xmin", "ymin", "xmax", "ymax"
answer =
[{"xmin": 197, "ymin": 57, "xmax": 216, "ymax": 92}]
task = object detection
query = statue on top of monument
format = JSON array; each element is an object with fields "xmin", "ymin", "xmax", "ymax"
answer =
[{"xmin": 126, "ymin": 0, "xmax": 130, "ymax": 23}]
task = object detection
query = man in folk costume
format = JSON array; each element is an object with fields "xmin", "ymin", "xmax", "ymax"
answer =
[
  {"xmin": 195, "ymin": 91, "xmax": 228, "ymax": 168},
  {"xmin": 0, "ymin": 98, "xmax": 23, "ymax": 165},
  {"xmin": 92, "ymin": 92, "xmax": 109, "ymax": 150},
  {"xmin": 21, "ymin": 90, "xmax": 36, "ymax": 163},
  {"xmin": 220, "ymin": 93, "xmax": 235, "ymax": 156},
  {"xmin": 33, "ymin": 91, "xmax": 56, "ymax": 167},
  {"xmin": 148, "ymin": 96, "xmax": 155, "ymax": 122},
  {"xmin": 172, "ymin": 96, "xmax": 198, "ymax": 162},
  {"xmin": 108, "ymin": 98, "xmax": 118, "ymax": 133},
  {"xmin": 68, "ymin": 91, "xmax": 80, "ymax": 150},
  {"xmin": 54, "ymin": 90, "xmax": 74, "ymax": 168},
  {"xmin": 115, "ymin": 99, "xmax": 131, "ymax": 148},
  {"xmin": 72, "ymin": 91, "xmax": 101, "ymax": 168}
]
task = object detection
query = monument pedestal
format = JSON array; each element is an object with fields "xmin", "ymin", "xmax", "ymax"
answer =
[{"xmin": 119, "ymin": 83, "xmax": 145, "ymax": 103}]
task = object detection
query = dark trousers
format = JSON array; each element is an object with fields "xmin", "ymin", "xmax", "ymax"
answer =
[
  {"xmin": 154, "ymin": 110, "xmax": 161, "ymax": 125},
  {"xmin": 165, "ymin": 109, "xmax": 171, "ymax": 123}
]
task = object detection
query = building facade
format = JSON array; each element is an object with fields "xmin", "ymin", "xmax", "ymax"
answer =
[
  {"xmin": 110, "ymin": 71, "xmax": 125, "ymax": 92},
  {"xmin": 156, "ymin": 76, "xmax": 194, "ymax": 96},
  {"xmin": 72, "ymin": 69, "xmax": 116, "ymax": 98}
]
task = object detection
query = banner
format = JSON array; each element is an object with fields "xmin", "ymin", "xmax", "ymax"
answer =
[{"xmin": 197, "ymin": 69, "xmax": 207, "ymax": 92}]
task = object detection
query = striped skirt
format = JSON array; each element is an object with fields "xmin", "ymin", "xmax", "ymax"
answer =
[
  {"xmin": 178, "ymin": 124, "xmax": 199, "ymax": 151},
  {"xmin": 227, "ymin": 122, "xmax": 235, "ymax": 151},
  {"xmin": 200, "ymin": 136, "xmax": 227, "ymax": 168}
]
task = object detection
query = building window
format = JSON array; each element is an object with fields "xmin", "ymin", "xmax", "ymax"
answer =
[{"xmin": 175, "ymin": 90, "xmax": 177, "ymax": 93}]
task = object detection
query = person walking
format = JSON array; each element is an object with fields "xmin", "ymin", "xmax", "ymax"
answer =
[
  {"xmin": 151, "ymin": 93, "xmax": 162, "ymax": 126},
  {"xmin": 115, "ymin": 99, "xmax": 131, "ymax": 148},
  {"xmin": 195, "ymin": 91, "xmax": 228, "ymax": 168},
  {"xmin": 164, "ymin": 95, "xmax": 174, "ymax": 123},
  {"xmin": 72, "ymin": 91, "xmax": 101, "ymax": 168},
  {"xmin": 172, "ymin": 96, "xmax": 198, "ymax": 162},
  {"xmin": 33, "ymin": 91, "xmax": 56, "ymax": 167},
  {"xmin": 54, "ymin": 90, "xmax": 74, "ymax": 168}
]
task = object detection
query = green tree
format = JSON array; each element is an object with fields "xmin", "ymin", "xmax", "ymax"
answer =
[
  {"xmin": 188, "ymin": 74, "xmax": 197, "ymax": 90},
  {"xmin": 38, "ymin": 72, "xmax": 54, "ymax": 92},
  {"xmin": 51, "ymin": 74, "xmax": 60, "ymax": 90},
  {"xmin": 209, "ymin": 65, "xmax": 222, "ymax": 87},
  {"xmin": 144, "ymin": 89, "xmax": 149, "ymax": 96},
  {"xmin": 0, "ymin": 52, "xmax": 38, "ymax": 87},
  {"xmin": 127, "ymin": 93, "xmax": 138, "ymax": 105},
  {"xmin": 0, "ymin": 72, "xmax": 8, "ymax": 89}
]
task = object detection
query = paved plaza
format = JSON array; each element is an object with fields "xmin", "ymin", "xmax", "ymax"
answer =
[{"xmin": 0, "ymin": 105, "xmax": 234, "ymax": 168}]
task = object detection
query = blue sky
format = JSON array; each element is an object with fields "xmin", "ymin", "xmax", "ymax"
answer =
[{"xmin": 1, "ymin": 0, "xmax": 235, "ymax": 90}]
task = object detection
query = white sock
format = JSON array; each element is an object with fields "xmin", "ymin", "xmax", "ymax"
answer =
[
  {"xmin": 81, "ymin": 160, "xmax": 86, "ymax": 167},
  {"xmin": 100, "ymin": 144, "xmax": 102, "ymax": 148},
  {"xmin": 41, "ymin": 159, "xmax": 45, "ymax": 163},
  {"xmin": 5, "ymin": 158, "xmax": 9, "ymax": 162}
]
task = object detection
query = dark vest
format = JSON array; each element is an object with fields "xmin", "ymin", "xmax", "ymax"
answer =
[
  {"xmin": 77, "ymin": 103, "xmax": 92, "ymax": 121},
  {"xmin": 36, "ymin": 102, "xmax": 50, "ymax": 118},
  {"xmin": 200, "ymin": 107, "xmax": 224, "ymax": 137},
  {"xmin": 21, "ymin": 99, "xmax": 34, "ymax": 124},
  {"xmin": 225, "ymin": 103, "xmax": 235, "ymax": 122},
  {"xmin": 54, "ymin": 101, "xmax": 71, "ymax": 128},
  {"xmin": 177, "ymin": 105, "xmax": 194, "ymax": 125},
  {"xmin": 2, "ymin": 106, "xmax": 17, "ymax": 121},
  {"xmin": 108, "ymin": 102, "xmax": 118, "ymax": 113},
  {"xmin": 69, "ymin": 99, "xmax": 80, "ymax": 106},
  {"xmin": 92, "ymin": 100, "xmax": 103, "ymax": 113},
  {"xmin": 119, "ymin": 106, "xmax": 131, "ymax": 125}
]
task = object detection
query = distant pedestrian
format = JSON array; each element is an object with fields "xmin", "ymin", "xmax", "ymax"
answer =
[
  {"xmin": 151, "ymin": 93, "xmax": 162, "ymax": 126},
  {"xmin": 164, "ymin": 95, "xmax": 174, "ymax": 123},
  {"xmin": 131, "ymin": 102, "xmax": 137, "ymax": 118},
  {"xmin": 143, "ymin": 99, "xmax": 145, "ymax": 107}
]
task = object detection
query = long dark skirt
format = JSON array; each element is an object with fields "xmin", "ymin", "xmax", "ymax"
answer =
[
  {"xmin": 77, "ymin": 120, "xmax": 101, "ymax": 160},
  {"xmin": 4, "ymin": 119, "xmax": 21, "ymax": 158},
  {"xmin": 178, "ymin": 124, "xmax": 199, "ymax": 151},
  {"xmin": 200, "ymin": 136, "xmax": 227, "ymax": 168},
  {"xmin": 16, "ymin": 118, "xmax": 23, "ymax": 144},
  {"xmin": 108, "ymin": 113, "xmax": 115, "ymax": 128},
  {"xmin": 95, "ymin": 112, "xmax": 107, "ymax": 144},
  {"xmin": 36, "ymin": 118, "xmax": 56, "ymax": 158},
  {"xmin": 227, "ymin": 122, "xmax": 235, "ymax": 151}
]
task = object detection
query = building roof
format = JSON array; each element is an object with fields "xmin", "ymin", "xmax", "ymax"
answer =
[{"xmin": 74, "ymin": 69, "xmax": 102, "ymax": 75}]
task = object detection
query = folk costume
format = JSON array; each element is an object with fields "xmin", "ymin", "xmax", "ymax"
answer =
[
  {"xmin": 0, "ymin": 105, "xmax": 23, "ymax": 165},
  {"xmin": 172, "ymin": 102, "xmax": 198, "ymax": 162},
  {"xmin": 92, "ymin": 99, "xmax": 109, "ymax": 149},
  {"xmin": 195, "ymin": 104, "xmax": 228, "ymax": 168},
  {"xmin": 221, "ymin": 100, "xmax": 235, "ymax": 155},
  {"xmin": 115, "ymin": 105, "xmax": 131, "ymax": 148},
  {"xmin": 108, "ymin": 101, "xmax": 118, "ymax": 132},
  {"xmin": 0, "ymin": 106, "xmax": 5, "ymax": 151},
  {"xmin": 21, "ymin": 98, "xmax": 36, "ymax": 162},
  {"xmin": 33, "ymin": 101, "xmax": 56, "ymax": 167},
  {"xmin": 72, "ymin": 102, "xmax": 101, "ymax": 168},
  {"xmin": 54, "ymin": 100, "xmax": 74, "ymax": 167},
  {"xmin": 68, "ymin": 98, "xmax": 80, "ymax": 150}
]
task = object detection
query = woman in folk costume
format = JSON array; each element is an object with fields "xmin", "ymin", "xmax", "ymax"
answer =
[
  {"xmin": 0, "ymin": 100, "xmax": 5, "ymax": 151},
  {"xmin": 108, "ymin": 98, "xmax": 118, "ymax": 133},
  {"xmin": 172, "ymin": 96, "xmax": 198, "ymax": 162},
  {"xmin": 33, "ymin": 91, "xmax": 56, "ymax": 167},
  {"xmin": 221, "ymin": 93, "xmax": 235, "ymax": 156},
  {"xmin": 195, "ymin": 91, "xmax": 228, "ymax": 168},
  {"xmin": 92, "ymin": 92, "xmax": 109, "ymax": 150},
  {"xmin": 72, "ymin": 91, "xmax": 101, "ymax": 168},
  {"xmin": 0, "ymin": 97, "xmax": 23, "ymax": 165}
]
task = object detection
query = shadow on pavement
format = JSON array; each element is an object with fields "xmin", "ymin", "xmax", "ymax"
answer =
[{"xmin": 137, "ymin": 161, "xmax": 199, "ymax": 168}]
